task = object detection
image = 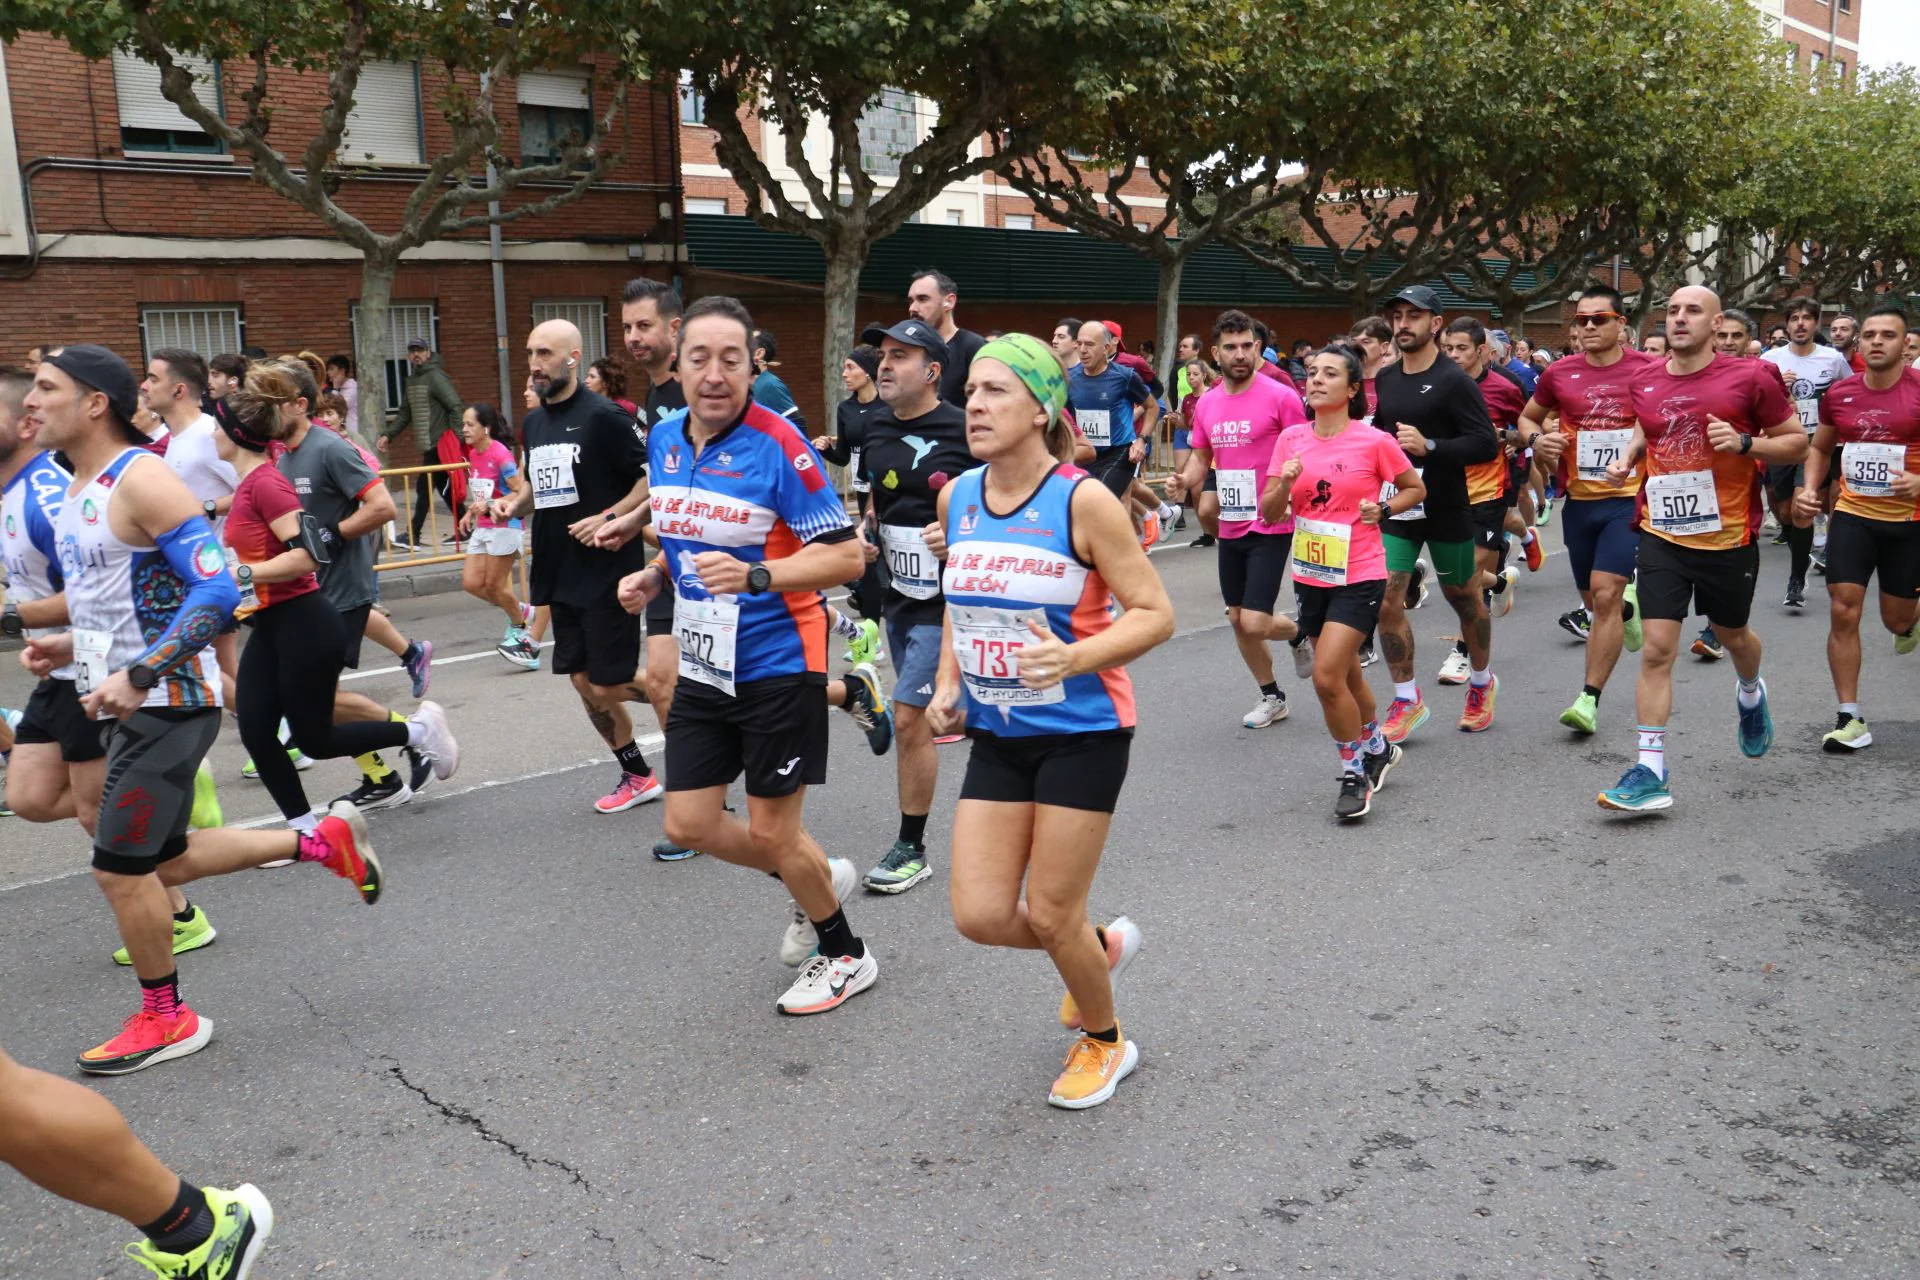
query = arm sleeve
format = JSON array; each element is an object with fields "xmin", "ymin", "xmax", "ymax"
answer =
[
  {"xmin": 816, "ymin": 406, "xmax": 854, "ymax": 466},
  {"xmin": 132, "ymin": 515, "xmax": 240, "ymax": 676},
  {"xmin": 1424, "ymin": 374, "xmax": 1501, "ymax": 465},
  {"xmin": 608, "ymin": 407, "xmax": 650, "ymax": 482}
]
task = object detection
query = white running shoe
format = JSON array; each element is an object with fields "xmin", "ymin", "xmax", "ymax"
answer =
[
  {"xmin": 779, "ymin": 856, "xmax": 858, "ymax": 966},
  {"xmin": 1291, "ymin": 634, "xmax": 1315, "ymax": 680},
  {"xmin": 775, "ymin": 949, "xmax": 879, "ymax": 1015},
  {"xmin": 1493, "ymin": 566, "xmax": 1518, "ymax": 618},
  {"xmin": 406, "ymin": 700, "xmax": 459, "ymax": 781},
  {"xmin": 1437, "ymin": 647, "xmax": 1472, "ymax": 685},
  {"xmin": 1242, "ymin": 692, "xmax": 1289, "ymax": 729}
]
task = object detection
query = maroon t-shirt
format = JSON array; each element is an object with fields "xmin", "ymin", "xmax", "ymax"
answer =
[
  {"xmin": 1629, "ymin": 353, "xmax": 1796, "ymax": 550},
  {"xmin": 226, "ymin": 463, "xmax": 319, "ymax": 610}
]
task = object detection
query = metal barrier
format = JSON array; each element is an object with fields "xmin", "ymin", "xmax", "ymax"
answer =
[{"xmin": 375, "ymin": 459, "xmax": 530, "ymax": 601}]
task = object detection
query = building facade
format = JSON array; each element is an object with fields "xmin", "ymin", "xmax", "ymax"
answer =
[{"xmin": 1753, "ymin": 0, "xmax": 1863, "ymax": 81}]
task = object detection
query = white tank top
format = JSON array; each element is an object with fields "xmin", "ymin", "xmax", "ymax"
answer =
[
  {"xmin": 55, "ymin": 447, "xmax": 221, "ymax": 713},
  {"xmin": 1, "ymin": 449, "xmax": 75, "ymax": 678}
]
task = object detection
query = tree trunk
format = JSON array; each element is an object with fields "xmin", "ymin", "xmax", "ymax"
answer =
[
  {"xmin": 354, "ymin": 255, "xmax": 399, "ymax": 455},
  {"xmin": 1153, "ymin": 251, "xmax": 1186, "ymax": 387},
  {"xmin": 820, "ymin": 240, "xmax": 865, "ymax": 487}
]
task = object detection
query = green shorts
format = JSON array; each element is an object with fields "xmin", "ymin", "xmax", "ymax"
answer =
[{"xmin": 1383, "ymin": 524, "xmax": 1477, "ymax": 586}]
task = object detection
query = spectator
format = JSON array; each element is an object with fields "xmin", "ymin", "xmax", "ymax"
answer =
[
  {"xmin": 750, "ymin": 329, "xmax": 804, "ymax": 428},
  {"xmin": 207, "ymin": 353, "xmax": 248, "ymax": 402},
  {"xmin": 586, "ymin": 356, "xmax": 639, "ymax": 418},
  {"xmin": 380, "ymin": 336, "xmax": 464, "ymax": 549},
  {"xmin": 241, "ymin": 345, "xmax": 268, "ymax": 361},
  {"xmin": 23, "ymin": 341, "xmax": 53, "ymax": 365},
  {"xmin": 325, "ymin": 353, "xmax": 360, "ymax": 441},
  {"xmin": 1173, "ymin": 332, "xmax": 1204, "ymax": 405}
]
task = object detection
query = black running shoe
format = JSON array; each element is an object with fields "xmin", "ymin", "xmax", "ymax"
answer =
[
  {"xmin": 1188, "ymin": 534, "xmax": 1216, "ymax": 548},
  {"xmin": 1783, "ymin": 578, "xmax": 1806, "ymax": 611},
  {"xmin": 406, "ymin": 746, "xmax": 436, "ymax": 796},
  {"xmin": 1335, "ymin": 773, "xmax": 1372, "ymax": 821},
  {"xmin": 332, "ymin": 772, "xmax": 412, "ymax": 811},
  {"xmin": 1363, "ymin": 742, "xmax": 1402, "ymax": 794}
]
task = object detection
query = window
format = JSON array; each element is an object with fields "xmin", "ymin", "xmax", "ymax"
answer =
[
  {"xmin": 1811, "ymin": 50, "xmax": 1824, "ymax": 77},
  {"xmin": 944, "ymin": 209, "xmax": 964, "ymax": 226},
  {"xmin": 340, "ymin": 61, "xmax": 423, "ymax": 165},
  {"xmin": 350, "ymin": 300, "xmax": 437, "ymax": 415},
  {"xmin": 1839, "ymin": 0, "xmax": 1851, "ymax": 12},
  {"xmin": 857, "ymin": 88, "xmax": 916, "ymax": 178},
  {"xmin": 1835, "ymin": 59, "xmax": 1847, "ymax": 80},
  {"xmin": 113, "ymin": 50, "xmax": 223, "ymax": 155},
  {"xmin": 679, "ymin": 70, "xmax": 706, "ymax": 125},
  {"xmin": 139, "ymin": 306, "xmax": 243, "ymax": 362},
  {"xmin": 531, "ymin": 299, "xmax": 607, "ymax": 367},
  {"xmin": 1004, "ymin": 214, "xmax": 1035, "ymax": 231},
  {"xmin": 684, "ymin": 197, "xmax": 729, "ymax": 216},
  {"xmin": 517, "ymin": 69, "xmax": 592, "ymax": 165}
]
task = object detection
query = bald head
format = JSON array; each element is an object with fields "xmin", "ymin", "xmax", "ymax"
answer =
[
  {"xmin": 1076, "ymin": 320, "xmax": 1113, "ymax": 374},
  {"xmin": 1663, "ymin": 285, "xmax": 1722, "ymax": 358},
  {"xmin": 527, "ymin": 319, "xmax": 583, "ymax": 404}
]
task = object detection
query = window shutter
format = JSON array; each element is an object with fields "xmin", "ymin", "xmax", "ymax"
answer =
[
  {"xmin": 341, "ymin": 62, "xmax": 423, "ymax": 164},
  {"xmin": 112, "ymin": 50, "xmax": 219, "ymax": 132},
  {"xmin": 517, "ymin": 70, "xmax": 590, "ymax": 110}
]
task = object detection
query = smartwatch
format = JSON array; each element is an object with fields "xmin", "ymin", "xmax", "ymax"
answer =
[
  {"xmin": 1738, "ymin": 433, "xmax": 1754, "ymax": 455},
  {"xmin": 1, "ymin": 601, "xmax": 21, "ymax": 638},
  {"xmin": 746, "ymin": 563, "xmax": 773, "ymax": 594},
  {"xmin": 128, "ymin": 663, "xmax": 159, "ymax": 691}
]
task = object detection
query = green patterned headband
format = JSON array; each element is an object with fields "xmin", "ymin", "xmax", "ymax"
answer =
[{"xmin": 975, "ymin": 333, "xmax": 1068, "ymax": 426}]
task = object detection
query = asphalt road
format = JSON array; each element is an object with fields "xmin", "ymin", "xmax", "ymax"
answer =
[{"xmin": 3, "ymin": 521, "xmax": 1917, "ymax": 1279}]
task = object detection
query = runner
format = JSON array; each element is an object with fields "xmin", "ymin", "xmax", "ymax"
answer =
[
  {"xmin": 1438, "ymin": 320, "xmax": 1531, "ymax": 673},
  {"xmin": 1520, "ymin": 286, "xmax": 1650, "ymax": 733},
  {"xmin": 219, "ymin": 369, "xmax": 457, "ymax": 830},
  {"xmin": 1348, "ymin": 316, "xmax": 1395, "ymax": 415},
  {"xmin": 1688, "ymin": 309, "xmax": 1772, "ymax": 661},
  {"xmin": 1797, "ymin": 303, "xmax": 1920, "ymax": 751},
  {"xmin": 907, "ymin": 267, "xmax": 986, "ymax": 407},
  {"xmin": 1762, "ymin": 297, "xmax": 1854, "ymax": 610},
  {"xmin": 0, "ymin": 1044, "xmax": 271, "ymax": 1276},
  {"xmin": 927, "ymin": 332, "xmax": 1174, "ymax": 1108},
  {"xmin": 1165, "ymin": 309, "xmax": 1308, "ymax": 728},
  {"xmin": 1070, "ymin": 320, "xmax": 1159, "ymax": 537},
  {"xmin": 451, "ymin": 402, "xmax": 536, "ymax": 667},
  {"xmin": 24, "ymin": 345, "xmax": 384, "ymax": 1075},
  {"xmin": 612, "ymin": 296, "xmax": 877, "ymax": 1014},
  {"xmin": 1262, "ymin": 345, "xmax": 1423, "ymax": 819},
  {"xmin": 1051, "ymin": 318, "xmax": 1084, "ymax": 373},
  {"xmin": 1171, "ymin": 357, "xmax": 1221, "ymax": 547},
  {"xmin": 1829, "ymin": 312, "xmax": 1864, "ymax": 374},
  {"xmin": 501, "ymin": 319, "xmax": 660, "ymax": 815},
  {"xmin": 1597, "ymin": 286, "xmax": 1804, "ymax": 812},
  {"xmin": 1370, "ymin": 286, "xmax": 1502, "ymax": 738},
  {"xmin": 811, "ymin": 342, "xmax": 887, "ymax": 664}
]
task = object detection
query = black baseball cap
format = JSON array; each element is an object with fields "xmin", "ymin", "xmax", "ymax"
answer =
[
  {"xmin": 406, "ymin": 337, "xmax": 430, "ymax": 352},
  {"xmin": 860, "ymin": 319, "xmax": 950, "ymax": 370},
  {"xmin": 1385, "ymin": 285, "xmax": 1444, "ymax": 315},
  {"xmin": 45, "ymin": 344, "xmax": 139, "ymax": 423}
]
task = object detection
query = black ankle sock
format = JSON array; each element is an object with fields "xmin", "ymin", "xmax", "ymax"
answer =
[
  {"xmin": 1260, "ymin": 681, "xmax": 1281, "ymax": 699},
  {"xmin": 1083, "ymin": 1025, "xmax": 1120, "ymax": 1044},
  {"xmin": 614, "ymin": 741, "xmax": 649, "ymax": 777},
  {"xmin": 812, "ymin": 908, "xmax": 864, "ymax": 959},
  {"xmin": 1455, "ymin": 639, "xmax": 1469, "ymax": 656},
  {"xmin": 172, "ymin": 901, "xmax": 195, "ymax": 923},
  {"xmin": 1622, "ymin": 600, "xmax": 1636, "ymax": 622},
  {"xmin": 898, "ymin": 813, "xmax": 928, "ymax": 848},
  {"xmin": 141, "ymin": 1179, "xmax": 213, "ymax": 1254},
  {"xmin": 1582, "ymin": 684, "xmax": 1601, "ymax": 701}
]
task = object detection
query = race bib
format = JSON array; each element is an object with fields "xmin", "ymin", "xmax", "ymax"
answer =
[
  {"xmin": 1843, "ymin": 442, "xmax": 1906, "ymax": 498},
  {"xmin": 1216, "ymin": 468, "xmax": 1258, "ymax": 524},
  {"xmin": 1796, "ymin": 397, "xmax": 1820, "ymax": 433},
  {"xmin": 1576, "ymin": 429, "xmax": 1633, "ymax": 482},
  {"xmin": 466, "ymin": 476, "xmax": 495, "ymax": 506},
  {"xmin": 674, "ymin": 595, "xmax": 740, "ymax": 696},
  {"xmin": 950, "ymin": 605, "xmax": 1066, "ymax": 711},
  {"xmin": 1645, "ymin": 469, "xmax": 1722, "ymax": 536},
  {"xmin": 528, "ymin": 444, "xmax": 578, "ymax": 510},
  {"xmin": 878, "ymin": 523, "xmax": 940, "ymax": 600},
  {"xmin": 1078, "ymin": 408, "xmax": 1112, "ymax": 447},
  {"xmin": 72, "ymin": 627, "xmax": 111, "ymax": 696},
  {"xmin": 1383, "ymin": 467, "xmax": 1425, "ymax": 521},
  {"xmin": 849, "ymin": 446, "xmax": 868, "ymax": 494},
  {"xmin": 1290, "ymin": 517, "xmax": 1352, "ymax": 587}
]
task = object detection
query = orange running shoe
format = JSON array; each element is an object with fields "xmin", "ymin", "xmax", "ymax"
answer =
[
  {"xmin": 1459, "ymin": 674, "xmax": 1499, "ymax": 732},
  {"xmin": 1381, "ymin": 696, "xmax": 1430, "ymax": 744},
  {"xmin": 313, "ymin": 801, "xmax": 383, "ymax": 904},
  {"xmin": 1522, "ymin": 532, "xmax": 1544, "ymax": 573},
  {"xmin": 1048, "ymin": 1031, "xmax": 1139, "ymax": 1110},
  {"xmin": 1139, "ymin": 508, "xmax": 1161, "ymax": 551},
  {"xmin": 1059, "ymin": 916, "xmax": 1143, "ymax": 1030},
  {"xmin": 77, "ymin": 1008, "xmax": 212, "ymax": 1076}
]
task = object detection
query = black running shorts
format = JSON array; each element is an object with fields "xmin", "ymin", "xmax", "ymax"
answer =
[
  {"xmin": 665, "ymin": 676, "xmax": 828, "ymax": 798},
  {"xmin": 959, "ymin": 730, "xmax": 1131, "ymax": 813},
  {"xmin": 1635, "ymin": 534, "xmax": 1760, "ymax": 629},
  {"xmin": 16, "ymin": 677, "xmax": 107, "ymax": 763}
]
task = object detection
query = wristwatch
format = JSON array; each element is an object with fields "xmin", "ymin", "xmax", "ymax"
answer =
[
  {"xmin": 1739, "ymin": 433, "xmax": 1755, "ymax": 455},
  {"xmin": 128, "ymin": 663, "xmax": 158, "ymax": 691},
  {"xmin": 1, "ymin": 601, "xmax": 21, "ymax": 638},
  {"xmin": 1423, "ymin": 436, "xmax": 1437, "ymax": 454},
  {"xmin": 202, "ymin": 499, "xmax": 219, "ymax": 520},
  {"xmin": 746, "ymin": 563, "xmax": 773, "ymax": 594},
  {"xmin": 235, "ymin": 564, "xmax": 254, "ymax": 584}
]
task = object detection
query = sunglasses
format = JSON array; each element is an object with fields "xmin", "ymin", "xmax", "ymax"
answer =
[{"xmin": 1571, "ymin": 312, "xmax": 1625, "ymax": 328}]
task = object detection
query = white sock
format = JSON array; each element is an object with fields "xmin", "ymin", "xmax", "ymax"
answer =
[
  {"xmin": 1840, "ymin": 701, "xmax": 1860, "ymax": 719},
  {"xmin": 288, "ymin": 811, "xmax": 319, "ymax": 834},
  {"xmin": 828, "ymin": 608, "xmax": 860, "ymax": 640},
  {"xmin": 1159, "ymin": 502, "xmax": 1177, "ymax": 522},
  {"xmin": 1393, "ymin": 679, "xmax": 1419, "ymax": 702},
  {"xmin": 1469, "ymin": 667, "xmax": 1492, "ymax": 688},
  {"xmin": 1636, "ymin": 725, "xmax": 1666, "ymax": 779},
  {"xmin": 405, "ymin": 719, "xmax": 428, "ymax": 747},
  {"xmin": 1737, "ymin": 675, "xmax": 1764, "ymax": 710},
  {"xmin": 1523, "ymin": 528, "xmax": 1536, "ymax": 546}
]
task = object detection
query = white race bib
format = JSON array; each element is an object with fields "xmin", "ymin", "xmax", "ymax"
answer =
[
  {"xmin": 466, "ymin": 476, "xmax": 496, "ymax": 506},
  {"xmin": 1216, "ymin": 468, "xmax": 1258, "ymax": 524},
  {"xmin": 1077, "ymin": 408, "xmax": 1112, "ymax": 447},
  {"xmin": 878, "ymin": 523, "xmax": 940, "ymax": 600},
  {"xmin": 950, "ymin": 605, "xmax": 1066, "ymax": 711},
  {"xmin": 1383, "ymin": 467, "xmax": 1425, "ymax": 521},
  {"xmin": 529, "ymin": 444, "xmax": 578, "ymax": 510},
  {"xmin": 1796, "ymin": 397, "xmax": 1820, "ymax": 432},
  {"xmin": 1645, "ymin": 469, "xmax": 1722, "ymax": 536},
  {"xmin": 1290, "ymin": 517, "xmax": 1352, "ymax": 587},
  {"xmin": 72, "ymin": 628, "xmax": 111, "ymax": 696},
  {"xmin": 674, "ymin": 595, "xmax": 740, "ymax": 695},
  {"xmin": 1576, "ymin": 429, "xmax": 1633, "ymax": 482},
  {"xmin": 1843, "ymin": 442, "xmax": 1906, "ymax": 498},
  {"xmin": 849, "ymin": 446, "xmax": 869, "ymax": 493}
]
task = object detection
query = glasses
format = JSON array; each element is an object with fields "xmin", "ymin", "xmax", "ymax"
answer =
[{"xmin": 1571, "ymin": 313, "xmax": 1624, "ymax": 328}]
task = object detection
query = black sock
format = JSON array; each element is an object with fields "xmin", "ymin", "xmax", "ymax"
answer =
[
  {"xmin": 141, "ymin": 1179, "xmax": 213, "ymax": 1254},
  {"xmin": 1454, "ymin": 639, "xmax": 1469, "ymax": 656},
  {"xmin": 172, "ymin": 900, "xmax": 194, "ymax": 923},
  {"xmin": 402, "ymin": 641, "xmax": 420, "ymax": 665},
  {"xmin": 1083, "ymin": 1025, "xmax": 1120, "ymax": 1044},
  {"xmin": 898, "ymin": 813, "xmax": 928, "ymax": 849},
  {"xmin": 1622, "ymin": 599, "xmax": 1636, "ymax": 623},
  {"xmin": 1260, "ymin": 681, "xmax": 1281, "ymax": 699},
  {"xmin": 812, "ymin": 908, "xmax": 864, "ymax": 959},
  {"xmin": 1582, "ymin": 684, "xmax": 1601, "ymax": 701},
  {"xmin": 1787, "ymin": 523, "xmax": 1814, "ymax": 580},
  {"xmin": 614, "ymin": 741, "xmax": 649, "ymax": 777}
]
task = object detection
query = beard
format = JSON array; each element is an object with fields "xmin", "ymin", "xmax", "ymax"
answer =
[{"xmin": 535, "ymin": 368, "xmax": 575, "ymax": 403}]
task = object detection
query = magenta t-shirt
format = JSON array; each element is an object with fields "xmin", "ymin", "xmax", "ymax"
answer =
[
  {"xmin": 1269, "ymin": 421, "xmax": 1414, "ymax": 584},
  {"xmin": 464, "ymin": 440, "xmax": 523, "ymax": 530},
  {"xmin": 1189, "ymin": 376, "xmax": 1308, "ymax": 536}
]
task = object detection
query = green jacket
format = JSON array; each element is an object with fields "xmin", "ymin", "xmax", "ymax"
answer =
[{"xmin": 384, "ymin": 354, "xmax": 462, "ymax": 452}]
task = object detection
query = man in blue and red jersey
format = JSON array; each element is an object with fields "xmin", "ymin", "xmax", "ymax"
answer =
[{"xmin": 609, "ymin": 296, "xmax": 877, "ymax": 1017}]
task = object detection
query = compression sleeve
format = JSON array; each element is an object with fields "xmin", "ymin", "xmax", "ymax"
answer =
[{"xmin": 133, "ymin": 515, "xmax": 240, "ymax": 676}]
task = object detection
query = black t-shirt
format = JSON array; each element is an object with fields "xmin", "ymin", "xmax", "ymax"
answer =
[
  {"xmin": 938, "ymin": 328, "xmax": 987, "ymax": 409},
  {"xmin": 522, "ymin": 387, "xmax": 651, "ymax": 607},
  {"xmin": 861, "ymin": 399, "xmax": 974, "ymax": 627},
  {"xmin": 1371, "ymin": 353, "xmax": 1499, "ymax": 541},
  {"xmin": 642, "ymin": 376, "xmax": 686, "ymax": 434}
]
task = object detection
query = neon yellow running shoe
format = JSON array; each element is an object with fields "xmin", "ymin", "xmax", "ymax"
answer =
[
  {"xmin": 124, "ymin": 1183, "xmax": 274, "ymax": 1279},
  {"xmin": 846, "ymin": 617, "xmax": 883, "ymax": 666},
  {"xmin": 113, "ymin": 903, "xmax": 218, "ymax": 965},
  {"xmin": 190, "ymin": 761, "xmax": 223, "ymax": 830},
  {"xmin": 1622, "ymin": 581, "xmax": 1643, "ymax": 653}
]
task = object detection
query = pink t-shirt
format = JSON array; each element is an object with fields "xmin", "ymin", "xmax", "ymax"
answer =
[
  {"xmin": 1269, "ymin": 421, "xmax": 1415, "ymax": 584},
  {"xmin": 1189, "ymin": 375, "xmax": 1308, "ymax": 536},
  {"xmin": 464, "ymin": 439, "xmax": 522, "ymax": 530}
]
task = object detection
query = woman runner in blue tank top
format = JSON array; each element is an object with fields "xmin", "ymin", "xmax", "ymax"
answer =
[{"xmin": 926, "ymin": 333, "xmax": 1175, "ymax": 1111}]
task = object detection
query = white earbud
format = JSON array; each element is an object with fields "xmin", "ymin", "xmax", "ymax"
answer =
[{"xmin": 566, "ymin": 358, "xmax": 576, "ymax": 367}]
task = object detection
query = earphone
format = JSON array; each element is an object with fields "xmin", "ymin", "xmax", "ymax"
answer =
[
  {"xmin": 926, "ymin": 369, "xmax": 937, "ymax": 383},
  {"xmin": 566, "ymin": 358, "xmax": 576, "ymax": 367}
]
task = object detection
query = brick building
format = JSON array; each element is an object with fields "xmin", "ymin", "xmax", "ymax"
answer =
[
  {"xmin": 0, "ymin": 36, "xmax": 683, "ymax": 458},
  {"xmin": 1753, "ymin": 0, "xmax": 1862, "ymax": 81}
]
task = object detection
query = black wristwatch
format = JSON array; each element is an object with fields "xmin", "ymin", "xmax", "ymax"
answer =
[
  {"xmin": 746, "ymin": 563, "xmax": 773, "ymax": 594},
  {"xmin": 1738, "ymin": 433, "xmax": 1755, "ymax": 455},
  {"xmin": 1, "ymin": 602, "xmax": 21, "ymax": 638},
  {"xmin": 235, "ymin": 564, "xmax": 254, "ymax": 584},
  {"xmin": 202, "ymin": 499, "xmax": 219, "ymax": 520},
  {"xmin": 128, "ymin": 663, "xmax": 158, "ymax": 691}
]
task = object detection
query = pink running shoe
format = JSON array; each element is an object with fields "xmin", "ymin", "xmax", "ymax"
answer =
[{"xmin": 595, "ymin": 771, "xmax": 664, "ymax": 814}]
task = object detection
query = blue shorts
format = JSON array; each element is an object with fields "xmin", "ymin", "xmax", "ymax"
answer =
[
  {"xmin": 886, "ymin": 616, "xmax": 944, "ymax": 708},
  {"xmin": 1172, "ymin": 428, "xmax": 1191, "ymax": 451},
  {"xmin": 1562, "ymin": 496, "xmax": 1639, "ymax": 591}
]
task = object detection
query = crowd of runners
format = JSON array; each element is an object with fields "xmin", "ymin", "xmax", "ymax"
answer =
[{"xmin": 2, "ymin": 264, "xmax": 1917, "ymax": 1276}]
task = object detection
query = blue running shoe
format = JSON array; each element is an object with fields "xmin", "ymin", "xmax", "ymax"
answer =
[
  {"xmin": 403, "ymin": 639, "xmax": 433, "ymax": 699},
  {"xmin": 1737, "ymin": 679, "xmax": 1773, "ymax": 757},
  {"xmin": 1597, "ymin": 763, "xmax": 1672, "ymax": 812}
]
